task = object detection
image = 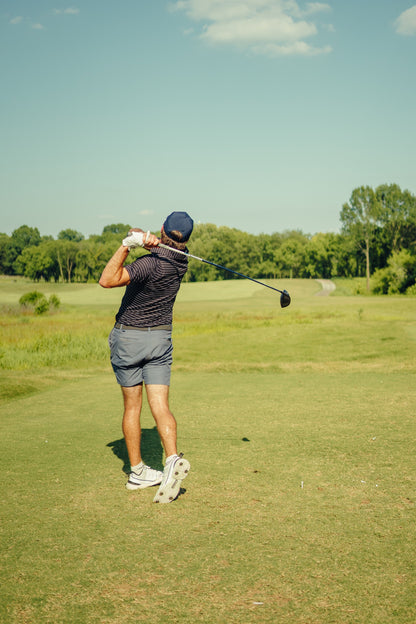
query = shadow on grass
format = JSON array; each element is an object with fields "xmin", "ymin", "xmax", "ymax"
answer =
[{"xmin": 107, "ymin": 426, "xmax": 164, "ymax": 474}]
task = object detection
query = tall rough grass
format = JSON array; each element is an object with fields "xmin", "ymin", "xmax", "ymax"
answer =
[{"xmin": 0, "ymin": 332, "xmax": 108, "ymax": 369}]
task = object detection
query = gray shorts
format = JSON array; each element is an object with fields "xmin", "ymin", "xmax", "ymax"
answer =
[{"xmin": 108, "ymin": 326, "xmax": 173, "ymax": 387}]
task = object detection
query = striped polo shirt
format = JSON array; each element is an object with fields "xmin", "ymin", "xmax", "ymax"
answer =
[{"xmin": 115, "ymin": 246, "xmax": 188, "ymax": 327}]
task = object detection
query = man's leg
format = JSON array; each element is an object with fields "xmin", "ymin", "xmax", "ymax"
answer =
[
  {"xmin": 121, "ymin": 384, "xmax": 143, "ymax": 467},
  {"xmin": 121, "ymin": 384, "xmax": 164, "ymax": 491},
  {"xmin": 145, "ymin": 384, "xmax": 177, "ymax": 458},
  {"xmin": 146, "ymin": 384, "xmax": 190, "ymax": 503}
]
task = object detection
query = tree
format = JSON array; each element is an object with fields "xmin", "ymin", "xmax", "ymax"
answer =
[
  {"xmin": 272, "ymin": 232, "xmax": 308, "ymax": 279},
  {"xmin": 330, "ymin": 234, "xmax": 358, "ymax": 278},
  {"xmin": 5, "ymin": 226, "xmax": 42, "ymax": 274},
  {"xmin": 14, "ymin": 245, "xmax": 57, "ymax": 281},
  {"xmin": 274, "ymin": 236, "xmax": 307, "ymax": 279},
  {"xmin": 58, "ymin": 228, "xmax": 84, "ymax": 242},
  {"xmin": 185, "ymin": 224, "xmax": 223, "ymax": 282},
  {"xmin": 256, "ymin": 233, "xmax": 283, "ymax": 278},
  {"xmin": 376, "ymin": 183, "xmax": 416, "ymax": 254},
  {"xmin": 0, "ymin": 233, "xmax": 12, "ymax": 274},
  {"xmin": 74, "ymin": 240, "xmax": 119, "ymax": 282},
  {"xmin": 54, "ymin": 240, "xmax": 79, "ymax": 282},
  {"xmin": 340, "ymin": 186, "xmax": 380, "ymax": 291},
  {"xmin": 304, "ymin": 233, "xmax": 340, "ymax": 278},
  {"xmin": 11, "ymin": 225, "xmax": 42, "ymax": 250},
  {"xmin": 102, "ymin": 223, "xmax": 132, "ymax": 235}
]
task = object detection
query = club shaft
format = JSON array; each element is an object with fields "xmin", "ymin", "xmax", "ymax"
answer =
[{"xmin": 158, "ymin": 243, "xmax": 284, "ymax": 294}]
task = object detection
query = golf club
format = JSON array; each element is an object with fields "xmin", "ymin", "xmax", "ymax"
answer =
[{"xmin": 158, "ymin": 243, "xmax": 291, "ymax": 308}]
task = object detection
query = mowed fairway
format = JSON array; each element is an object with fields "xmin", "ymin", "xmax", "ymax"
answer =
[{"xmin": 0, "ymin": 277, "xmax": 415, "ymax": 624}]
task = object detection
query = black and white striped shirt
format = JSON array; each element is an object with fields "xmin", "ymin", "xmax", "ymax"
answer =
[{"xmin": 115, "ymin": 246, "xmax": 188, "ymax": 327}]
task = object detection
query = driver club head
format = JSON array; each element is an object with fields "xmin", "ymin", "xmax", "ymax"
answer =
[{"xmin": 280, "ymin": 290, "xmax": 291, "ymax": 308}]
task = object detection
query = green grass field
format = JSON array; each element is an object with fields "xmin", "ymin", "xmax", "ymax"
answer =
[{"xmin": 0, "ymin": 277, "xmax": 415, "ymax": 623}]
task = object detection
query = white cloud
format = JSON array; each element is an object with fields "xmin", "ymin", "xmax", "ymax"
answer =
[
  {"xmin": 254, "ymin": 40, "xmax": 332, "ymax": 56},
  {"xmin": 8, "ymin": 7, "xmax": 79, "ymax": 31},
  {"xmin": 53, "ymin": 7, "xmax": 80, "ymax": 16},
  {"xmin": 201, "ymin": 14, "xmax": 317, "ymax": 44},
  {"xmin": 171, "ymin": 0, "xmax": 332, "ymax": 56},
  {"xmin": 287, "ymin": 1, "xmax": 331, "ymax": 18},
  {"xmin": 394, "ymin": 5, "xmax": 416, "ymax": 36},
  {"xmin": 303, "ymin": 2, "xmax": 331, "ymax": 16}
]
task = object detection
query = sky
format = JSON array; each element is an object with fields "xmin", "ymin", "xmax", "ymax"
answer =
[{"xmin": 1, "ymin": 0, "xmax": 416, "ymax": 238}]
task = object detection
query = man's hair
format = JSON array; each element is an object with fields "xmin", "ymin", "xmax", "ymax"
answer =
[{"xmin": 161, "ymin": 229, "xmax": 187, "ymax": 251}]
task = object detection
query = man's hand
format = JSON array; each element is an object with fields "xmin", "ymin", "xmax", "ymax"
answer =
[
  {"xmin": 122, "ymin": 229, "xmax": 160, "ymax": 250},
  {"xmin": 122, "ymin": 230, "xmax": 149, "ymax": 249}
]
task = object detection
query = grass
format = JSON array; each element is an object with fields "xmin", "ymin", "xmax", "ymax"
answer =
[
  {"xmin": 331, "ymin": 277, "xmax": 370, "ymax": 296},
  {"xmin": 0, "ymin": 276, "xmax": 415, "ymax": 623}
]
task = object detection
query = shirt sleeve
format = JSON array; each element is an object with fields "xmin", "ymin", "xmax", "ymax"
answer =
[{"xmin": 125, "ymin": 255, "xmax": 153, "ymax": 283}]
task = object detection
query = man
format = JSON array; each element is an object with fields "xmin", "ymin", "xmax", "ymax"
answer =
[{"xmin": 99, "ymin": 211, "xmax": 193, "ymax": 503}]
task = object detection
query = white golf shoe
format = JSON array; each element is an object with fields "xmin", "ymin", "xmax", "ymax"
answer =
[
  {"xmin": 126, "ymin": 464, "xmax": 163, "ymax": 490},
  {"xmin": 153, "ymin": 453, "xmax": 190, "ymax": 503}
]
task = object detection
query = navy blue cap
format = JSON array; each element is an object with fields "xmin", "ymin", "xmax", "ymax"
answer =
[{"xmin": 163, "ymin": 211, "xmax": 194, "ymax": 242}]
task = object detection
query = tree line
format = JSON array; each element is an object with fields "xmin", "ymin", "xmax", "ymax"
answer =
[{"xmin": 1, "ymin": 183, "xmax": 415, "ymax": 294}]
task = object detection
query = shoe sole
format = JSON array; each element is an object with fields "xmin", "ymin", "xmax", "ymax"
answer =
[
  {"xmin": 126, "ymin": 474, "xmax": 163, "ymax": 491},
  {"xmin": 153, "ymin": 457, "xmax": 190, "ymax": 503},
  {"xmin": 125, "ymin": 478, "xmax": 162, "ymax": 491}
]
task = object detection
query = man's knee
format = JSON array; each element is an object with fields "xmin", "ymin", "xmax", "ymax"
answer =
[
  {"xmin": 121, "ymin": 384, "xmax": 143, "ymax": 409},
  {"xmin": 145, "ymin": 384, "xmax": 170, "ymax": 406}
]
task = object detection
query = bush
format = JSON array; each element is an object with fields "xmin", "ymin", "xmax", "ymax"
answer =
[
  {"xmin": 48, "ymin": 294, "xmax": 61, "ymax": 310},
  {"xmin": 19, "ymin": 291, "xmax": 45, "ymax": 307},
  {"xmin": 372, "ymin": 267, "xmax": 393, "ymax": 295},
  {"xmin": 372, "ymin": 250, "xmax": 416, "ymax": 295},
  {"xmin": 18, "ymin": 291, "xmax": 60, "ymax": 315},
  {"xmin": 34, "ymin": 297, "xmax": 50, "ymax": 315}
]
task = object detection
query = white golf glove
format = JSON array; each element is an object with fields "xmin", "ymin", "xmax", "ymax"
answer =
[{"xmin": 122, "ymin": 230, "xmax": 150, "ymax": 249}]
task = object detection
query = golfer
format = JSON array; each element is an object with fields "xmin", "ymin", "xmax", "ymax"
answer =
[{"xmin": 99, "ymin": 211, "xmax": 193, "ymax": 503}]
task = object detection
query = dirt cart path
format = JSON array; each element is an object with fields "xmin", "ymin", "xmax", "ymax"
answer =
[{"xmin": 315, "ymin": 279, "xmax": 336, "ymax": 296}]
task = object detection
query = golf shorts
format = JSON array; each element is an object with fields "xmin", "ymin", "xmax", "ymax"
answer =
[{"xmin": 108, "ymin": 326, "xmax": 173, "ymax": 387}]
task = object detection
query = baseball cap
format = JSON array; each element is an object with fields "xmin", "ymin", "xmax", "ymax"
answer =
[{"xmin": 163, "ymin": 211, "xmax": 194, "ymax": 242}]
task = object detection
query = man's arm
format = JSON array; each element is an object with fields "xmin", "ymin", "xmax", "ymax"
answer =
[
  {"xmin": 99, "ymin": 246, "xmax": 131, "ymax": 288},
  {"xmin": 99, "ymin": 229, "xmax": 160, "ymax": 289}
]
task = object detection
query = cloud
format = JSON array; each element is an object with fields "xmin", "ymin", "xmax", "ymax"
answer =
[
  {"xmin": 394, "ymin": 5, "xmax": 416, "ymax": 36},
  {"xmin": 201, "ymin": 14, "xmax": 317, "ymax": 44},
  {"xmin": 8, "ymin": 15, "xmax": 44, "ymax": 30},
  {"xmin": 289, "ymin": 1, "xmax": 331, "ymax": 18},
  {"xmin": 8, "ymin": 7, "xmax": 79, "ymax": 30},
  {"xmin": 253, "ymin": 40, "xmax": 332, "ymax": 56},
  {"xmin": 53, "ymin": 7, "xmax": 80, "ymax": 15},
  {"xmin": 170, "ymin": 0, "xmax": 332, "ymax": 56},
  {"xmin": 303, "ymin": 2, "xmax": 331, "ymax": 16}
]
